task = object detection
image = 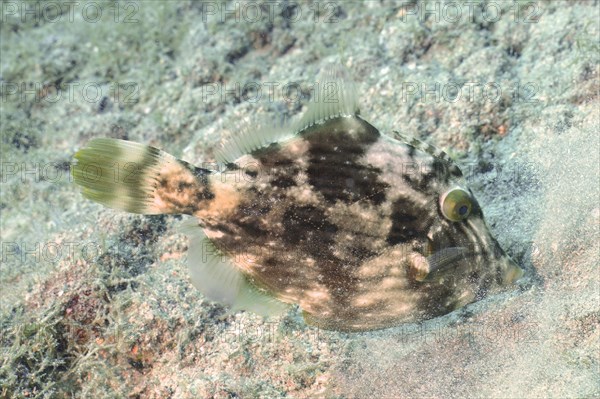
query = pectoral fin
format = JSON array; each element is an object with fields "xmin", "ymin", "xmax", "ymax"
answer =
[
  {"xmin": 180, "ymin": 219, "xmax": 289, "ymax": 317},
  {"xmin": 409, "ymin": 247, "xmax": 468, "ymax": 282}
]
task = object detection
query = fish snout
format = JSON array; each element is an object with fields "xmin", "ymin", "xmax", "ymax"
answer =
[
  {"xmin": 490, "ymin": 240, "xmax": 524, "ymax": 285},
  {"xmin": 502, "ymin": 256, "xmax": 524, "ymax": 285}
]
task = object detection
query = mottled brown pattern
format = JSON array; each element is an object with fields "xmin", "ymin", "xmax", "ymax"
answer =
[
  {"xmin": 195, "ymin": 116, "xmax": 522, "ymax": 331},
  {"xmin": 154, "ymin": 161, "xmax": 214, "ymax": 215},
  {"xmin": 303, "ymin": 117, "xmax": 390, "ymax": 206}
]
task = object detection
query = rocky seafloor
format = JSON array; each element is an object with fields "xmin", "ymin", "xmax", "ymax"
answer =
[{"xmin": 1, "ymin": 1, "xmax": 598, "ymax": 398}]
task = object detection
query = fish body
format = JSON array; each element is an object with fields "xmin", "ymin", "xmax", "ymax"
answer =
[{"xmin": 73, "ymin": 67, "xmax": 523, "ymax": 331}]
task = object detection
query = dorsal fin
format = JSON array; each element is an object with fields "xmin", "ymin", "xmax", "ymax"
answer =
[
  {"xmin": 292, "ymin": 64, "xmax": 360, "ymax": 133},
  {"xmin": 215, "ymin": 65, "xmax": 359, "ymax": 163},
  {"xmin": 179, "ymin": 219, "xmax": 289, "ymax": 317},
  {"xmin": 388, "ymin": 130, "xmax": 463, "ymax": 177},
  {"xmin": 215, "ymin": 113, "xmax": 293, "ymax": 164}
]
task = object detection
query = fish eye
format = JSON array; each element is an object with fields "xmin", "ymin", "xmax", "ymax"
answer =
[{"xmin": 440, "ymin": 187, "xmax": 473, "ymax": 222}]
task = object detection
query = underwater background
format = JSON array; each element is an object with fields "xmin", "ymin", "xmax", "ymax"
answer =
[{"xmin": 1, "ymin": 0, "xmax": 598, "ymax": 397}]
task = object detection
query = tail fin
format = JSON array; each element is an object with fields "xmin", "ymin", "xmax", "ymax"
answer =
[{"xmin": 72, "ymin": 138, "xmax": 214, "ymax": 215}]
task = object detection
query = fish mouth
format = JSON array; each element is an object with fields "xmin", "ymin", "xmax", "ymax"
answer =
[{"xmin": 501, "ymin": 256, "xmax": 524, "ymax": 284}]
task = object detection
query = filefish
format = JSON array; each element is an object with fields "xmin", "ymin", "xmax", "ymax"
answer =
[{"xmin": 72, "ymin": 67, "xmax": 523, "ymax": 331}]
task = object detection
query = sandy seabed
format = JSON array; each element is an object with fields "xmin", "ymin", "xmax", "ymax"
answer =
[{"xmin": 1, "ymin": 1, "xmax": 598, "ymax": 398}]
